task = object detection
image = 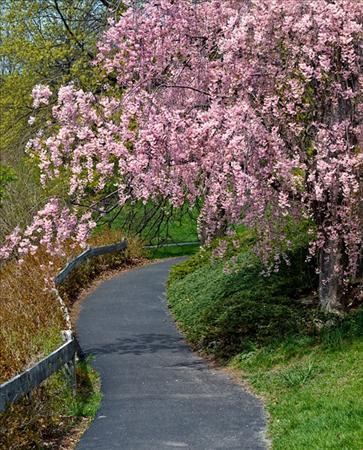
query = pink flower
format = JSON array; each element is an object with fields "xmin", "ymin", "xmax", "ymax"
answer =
[{"xmin": 32, "ymin": 85, "xmax": 52, "ymax": 108}]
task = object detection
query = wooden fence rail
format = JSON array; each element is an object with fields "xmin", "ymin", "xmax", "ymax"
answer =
[
  {"xmin": 0, "ymin": 337, "xmax": 76, "ymax": 412},
  {"xmin": 54, "ymin": 240, "xmax": 128, "ymax": 285}
]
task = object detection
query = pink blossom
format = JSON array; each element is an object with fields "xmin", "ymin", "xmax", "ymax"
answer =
[{"xmin": 32, "ymin": 85, "xmax": 52, "ymax": 108}]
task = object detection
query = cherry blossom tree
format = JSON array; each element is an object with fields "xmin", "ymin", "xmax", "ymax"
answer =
[{"xmin": 1, "ymin": 0, "xmax": 362, "ymax": 311}]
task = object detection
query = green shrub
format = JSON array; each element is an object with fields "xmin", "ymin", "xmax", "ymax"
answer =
[
  {"xmin": 168, "ymin": 247, "xmax": 211, "ymax": 284},
  {"xmin": 167, "ymin": 233, "xmax": 330, "ymax": 358}
]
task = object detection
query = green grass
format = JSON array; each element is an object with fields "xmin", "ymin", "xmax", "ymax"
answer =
[
  {"xmin": 146, "ymin": 243, "xmax": 200, "ymax": 259},
  {"xmin": 231, "ymin": 329, "xmax": 363, "ymax": 449},
  {"xmin": 98, "ymin": 201, "xmax": 199, "ymax": 245},
  {"xmin": 49, "ymin": 358, "xmax": 102, "ymax": 419},
  {"xmin": 72, "ymin": 360, "xmax": 102, "ymax": 418},
  {"xmin": 167, "ymin": 230, "xmax": 363, "ymax": 449}
]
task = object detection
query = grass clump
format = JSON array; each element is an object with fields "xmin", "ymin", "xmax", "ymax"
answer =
[
  {"xmin": 167, "ymin": 229, "xmax": 363, "ymax": 449},
  {"xmin": 0, "ymin": 359, "xmax": 101, "ymax": 450}
]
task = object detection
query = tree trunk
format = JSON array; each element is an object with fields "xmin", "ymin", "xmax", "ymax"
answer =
[{"xmin": 318, "ymin": 237, "xmax": 342, "ymax": 312}]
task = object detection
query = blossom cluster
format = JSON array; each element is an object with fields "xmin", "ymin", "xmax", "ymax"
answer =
[
  {"xmin": 0, "ymin": 198, "xmax": 96, "ymax": 260},
  {"xmin": 31, "ymin": 84, "xmax": 52, "ymax": 108}
]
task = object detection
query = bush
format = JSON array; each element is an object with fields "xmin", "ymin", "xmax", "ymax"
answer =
[{"xmin": 167, "ymin": 232, "xmax": 336, "ymax": 358}]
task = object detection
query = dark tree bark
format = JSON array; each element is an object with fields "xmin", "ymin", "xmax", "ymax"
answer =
[{"xmin": 318, "ymin": 236, "xmax": 342, "ymax": 312}]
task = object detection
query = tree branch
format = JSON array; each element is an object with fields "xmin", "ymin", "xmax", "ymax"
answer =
[
  {"xmin": 52, "ymin": 0, "xmax": 94, "ymax": 59},
  {"xmin": 161, "ymin": 84, "xmax": 211, "ymax": 97}
]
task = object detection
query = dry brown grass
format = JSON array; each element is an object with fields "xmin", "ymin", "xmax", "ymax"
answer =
[{"xmin": 0, "ymin": 248, "xmax": 65, "ymax": 383}]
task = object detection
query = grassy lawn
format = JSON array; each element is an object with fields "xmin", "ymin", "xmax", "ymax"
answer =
[
  {"xmin": 232, "ymin": 329, "xmax": 363, "ymax": 449},
  {"xmin": 167, "ymin": 230, "xmax": 363, "ymax": 449},
  {"xmin": 98, "ymin": 201, "xmax": 199, "ymax": 245},
  {"xmin": 95, "ymin": 201, "xmax": 200, "ymax": 258},
  {"xmin": 146, "ymin": 243, "xmax": 200, "ymax": 259}
]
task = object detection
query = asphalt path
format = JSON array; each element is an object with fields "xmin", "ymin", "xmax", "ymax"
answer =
[{"xmin": 76, "ymin": 258, "xmax": 267, "ymax": 450}]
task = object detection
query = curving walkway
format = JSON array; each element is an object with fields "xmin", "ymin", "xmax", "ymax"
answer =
[{"xmin": 76, "ymin": 258, "xmax": 267, "ymax": 450}]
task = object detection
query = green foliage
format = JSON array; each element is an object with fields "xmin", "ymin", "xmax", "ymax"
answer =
[
  {"xmin": 1, "ymin": 0, "xmax": 106, "ymax": 159},
  {"xmin": 168, "ymin": 230, "xmax": 321, "ymax": 358},
  {"xmin": 0, "ymin": 165, "xmax": 17, "ymax": 200}
]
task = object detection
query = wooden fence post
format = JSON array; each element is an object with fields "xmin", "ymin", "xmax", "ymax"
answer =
[{"xmin": 61, "ymin": 330, "xmax": 76, "ymax": 394}]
